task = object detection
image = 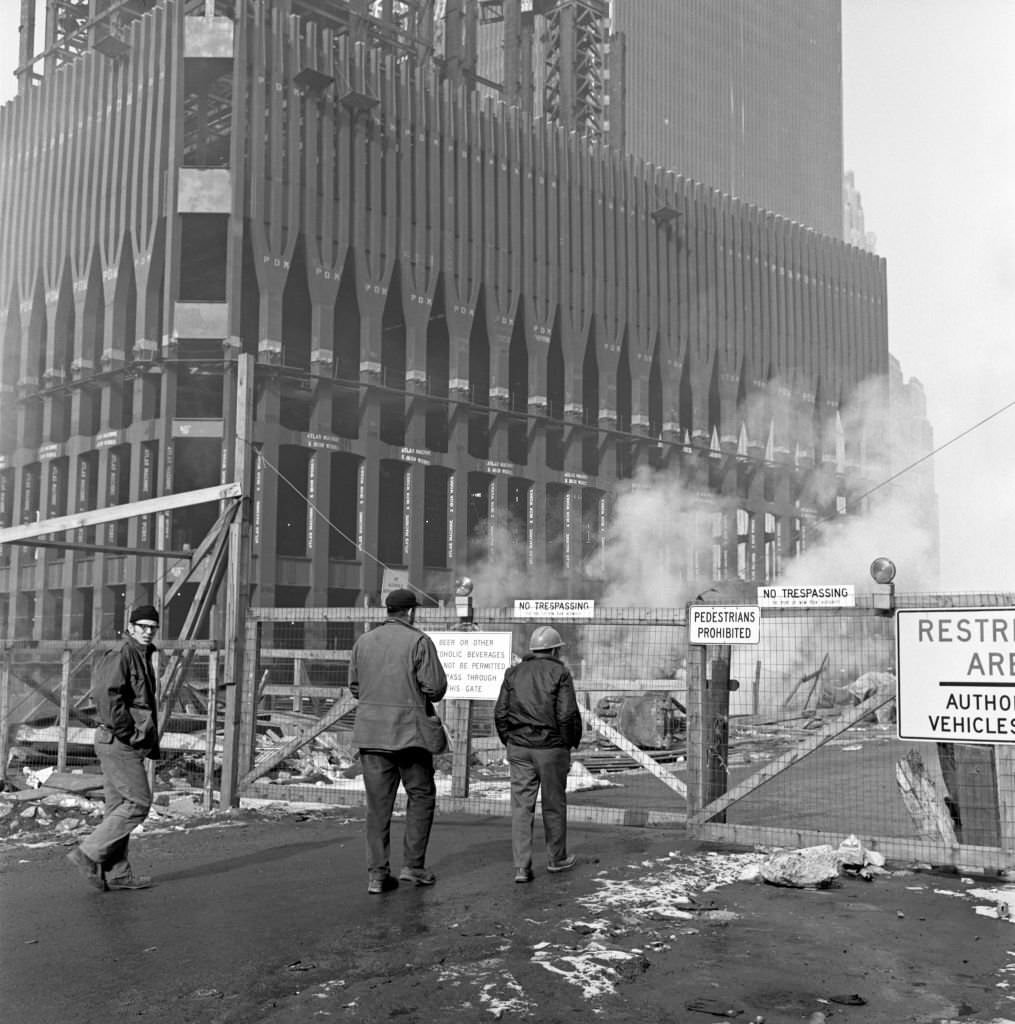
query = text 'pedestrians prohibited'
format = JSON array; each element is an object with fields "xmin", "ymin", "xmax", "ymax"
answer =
[
  {"xmin": 897, "ymin": 608, "xmax": 1015, "ymax": 744},
  {"xmin": 688, "ymin": 605, "xmax": 761, "ymax": 645},
  {"xmin": 427, "ymin": 631, "xmax": 514, "ymax": 701}
]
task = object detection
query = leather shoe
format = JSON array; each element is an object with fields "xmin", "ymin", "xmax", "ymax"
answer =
[
  {"xmin": 106, "ymin": 873, "xmax": 153, "ymax": 891},
  {"xmin": 66, "ymin": 847, "xmax": 106, "ymax": 891},
  {"xmin": 547, "ymin": 854, "xmax": 577, "ymax": 874},
  {"xmin": 399, "ymin": 867, "xmax": 436, "ymax": 886},
  {"xmin": 367, "ymin": 875, "xmax": 399, "ymax": 895}
]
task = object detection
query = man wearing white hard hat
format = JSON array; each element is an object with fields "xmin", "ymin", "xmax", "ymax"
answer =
[{"xmin": 494, "ymin": 625, "xmax": 583, "ymax": 883}]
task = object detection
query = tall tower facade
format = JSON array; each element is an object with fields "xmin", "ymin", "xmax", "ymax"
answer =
[
  {"xmin": 0, "ymin": 1, "xmax": 889, "ymax": 642},
  {"xmin": 610, "ymin": 0, "xmax": 845, "ymax": 238}
]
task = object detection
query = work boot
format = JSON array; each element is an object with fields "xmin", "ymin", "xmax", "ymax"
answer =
[
  {"xmin": 66, "ymin": 847, "xmax": 106, "ymax": 891},
  {"xmin": 367, "ymin": 874, "xmax": 399, "ymax": 895},
  {"xmin": 105, "ymin": 873, "xmax": 153, "ymax": 891},
  {"xmin": 547, "ymin": 854, "xmax": 577, "ymax": 874},
  {"xmin": 398, "ymin": 867, "xmax": 436, "ymax": 886}
]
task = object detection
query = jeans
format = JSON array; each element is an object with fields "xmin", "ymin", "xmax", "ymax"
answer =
[
  {"xmin": 79, "ymin": 736, "xmax": 152, "ymax": 881},
  {"xmin": 506, "ymin": 743, "xmax": 570, "ymax": 871},
  {"xmin": 360, "ymin": 748, "xmax": 437, "ymax": 879}
]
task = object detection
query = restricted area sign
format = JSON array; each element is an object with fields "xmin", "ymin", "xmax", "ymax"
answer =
[
  {"xmin": 897, "ymin": 608, "xmax": 1015, "ymax": 744},
  {"xmin": 688, "ymin": 605, "xmax": 761, "ymax": 645},
  {"xmin": 427, "ymin": 631, "xmax": 514, "ymax": 700}
]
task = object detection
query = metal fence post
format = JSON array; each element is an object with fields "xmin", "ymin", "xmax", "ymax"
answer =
[
  {"xmin": 685, "ymin": 639, "xmax": 706, "ymax": 819},
  {"xmin": 0, "ymin": 649, "xmax": 10, "ymax": 783},
  {"xmin": 57, "ymin": 649, "xmax": 72, "ymax": 772},
  {"xmin": 204, "ymin": 648, "xmax": 219, "ymax": 810},
  {"xmin": 448, "ymin": 699, "xmax": 472, "ymax": 798},
  {"xmin": 686, "ymin": 641, "xmax": 731, "ymax": 824},
  {"xmin": 222, "ymin": 616, "xmax": 260, "ymax": 806}
]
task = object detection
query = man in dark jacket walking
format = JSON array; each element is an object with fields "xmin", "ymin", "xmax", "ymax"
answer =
[
  {"xmin": 67, "ymin": 604, "xmax": 162, "ymax": 892},
  {"xmin": 494, "ymin": 626, "xmax": 583, "ymax": 883},
  {"xmin": 350, "ymin": 589, "xmax": 448, "ymax": 894}
]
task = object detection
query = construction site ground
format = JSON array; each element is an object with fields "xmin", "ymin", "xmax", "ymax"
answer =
[{"xmin": 1, "ymin": 802, "xmax": 1013, "ymax": 1024}]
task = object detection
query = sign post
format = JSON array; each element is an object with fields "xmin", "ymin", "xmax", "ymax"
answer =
[
  {"xmin": 428, "ymin": 631, "xmax": 514, "ymax": 798},
  {"xmin": 686, "ymin": 602, "xmax": 760, "ymax": 822}
]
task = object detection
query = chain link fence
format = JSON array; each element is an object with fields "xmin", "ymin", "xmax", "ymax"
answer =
[{"xmin": 3, "ymin": 596, "xmax": 1012, "ymax": 870}]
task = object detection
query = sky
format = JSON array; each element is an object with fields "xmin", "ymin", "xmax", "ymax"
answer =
[
  {"xmin": 841, "ymin": 0, "xmax": 1015, "ymax": 591},
  {"xmin": 0, "ymin": 0, "xmax": 1012, "ymax": 592}
]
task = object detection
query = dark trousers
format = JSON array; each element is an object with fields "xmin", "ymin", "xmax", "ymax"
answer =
[
  {"xmin": 360, "ymin": 748, "xmax": 437, "ymax": 879},
  {"xmin": 79, "ymin": 737, "xmax": 152, "ymax": 880},
  {"xmin": 506, "ymin": 743, "xmax": 570, "ymax": 871}
]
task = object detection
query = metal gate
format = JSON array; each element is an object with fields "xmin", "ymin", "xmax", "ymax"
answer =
[
  {"xmin": 233, "ymin": 599, "xmax": 1014, "ymax": 870},
  {"xmin": 5, "ymin": 597, "xmax": 1011, "ymax": 872}
]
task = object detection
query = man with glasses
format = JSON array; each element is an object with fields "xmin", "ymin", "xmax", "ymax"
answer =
[{"xmin": 67, "ymin": 604, "xmax": 162, "ymax": 891}]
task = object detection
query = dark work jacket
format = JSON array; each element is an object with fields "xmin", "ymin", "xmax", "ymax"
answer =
[
  {"xmin": 91, "ymin": 638, "xmax": 161, "ymax": 759},
  {"xmin": 494, "ymin": 653, "xmax": 583, "ymax": 750},
  {"xmin": 349, "ymin": 618, "xmax": 448, "ymax": 751}
]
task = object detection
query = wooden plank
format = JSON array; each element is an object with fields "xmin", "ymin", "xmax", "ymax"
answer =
[
  {"xmin": 161, "ymin": 498, "xmax": 239, "ymax": 606},
  {"xmin": 895, "ymin": 748, "xmax": 958, "ymax": 844},
  {"xmin": 582, "ymin": 705, "xmax": 687, "ymax": 799},
  {"xmin": 448, "ymin": 698, "xmax": 473, "ymax": 798},
  {"xmin": 203, "ymin": 652, "xmax": 218, "ymax": 811},
  {"xmin": 0, "ymin": 482, "xmax": 242, "ymax": 544},
  {"xmin": 260, "ymin": 649, "xmax": 352, "ymax": 662},
  {"xmin": 15, "ymin": 725, "xmax": 211, "ymax": 752},
  {"xmin": 687, "ymin": 690, "xmax": 894, "ymax": 826},
  {"xmin": 56, "ymin": 650, "xmax": 71, "ymax": 772},
  {"xmin": 239, "ymin": 691, "xmax": 357, "ymax": 786},
  {"xmin": 261, "ymin": 684, "xmax": 353, "ymax": 700}
]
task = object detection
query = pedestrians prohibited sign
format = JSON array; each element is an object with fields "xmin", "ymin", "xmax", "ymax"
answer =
[
  {"xmin": 896, "ymin": 608, "xmax": 1015, "ymax": 744},
  {"xmin": 427, "ymin": 631, "xmax": 514, "ymax": 700},
  {"xmin": 688, "ymin": 605, "xmax": 761, "ymax": 645}
]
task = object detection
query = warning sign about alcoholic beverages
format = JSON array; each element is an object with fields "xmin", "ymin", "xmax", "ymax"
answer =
[
  {"xmin": 427, "ymin": 631, "xmax": 514, "ymax": 701},
  {"xmin": 896, "ymin": 608, "xmax": 1015, "ymax": 744},
  {"xmin": 688, "ymin": 605, "xmax": 761, "ymax": 645}
]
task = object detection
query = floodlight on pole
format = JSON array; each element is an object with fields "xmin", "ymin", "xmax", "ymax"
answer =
[
  {"xmin": 870, "ymin": 556, "xmax": 896, "ymax": 612},
  {"xmin": 455, "ymin": 576, "xmax": 474, "ymax": 623}
]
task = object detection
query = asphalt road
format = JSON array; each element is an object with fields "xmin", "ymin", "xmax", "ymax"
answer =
[{"xmin": 1, "ymin": 807, "xmax": 1012, "ymax": 1024}]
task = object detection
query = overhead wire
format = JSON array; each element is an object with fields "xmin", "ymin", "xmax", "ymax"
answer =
[{"xmin": 819, "ymin": 396, "xmax": 1015, "ymax": 526}]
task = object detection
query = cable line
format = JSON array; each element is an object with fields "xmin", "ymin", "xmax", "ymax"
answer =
[{"xmin": 824, "ymin": 396, "xmax": 1015, "ymax": 525}]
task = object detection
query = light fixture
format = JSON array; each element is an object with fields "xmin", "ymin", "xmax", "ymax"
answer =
[
  {"xmin": 339, "ymin": 89, "xmax": 380, "ymax": 117},
  {"xmin": 454, "ymin": 576, "xmax": 474, "ymax": 622},
  {"xmin": 870, "ymin": 556, "xmax": 896, "ymax": 613},
  {"xmin": 869, "ymin": 557, "xmax": 896, "ymax": 585},
  {"xmin": 651, "ymin": 204, "xmax": 681, "ymax": 228},
  {"xmin": 293, "ymin": 67, "xmax": 335, "ymax": 95}
]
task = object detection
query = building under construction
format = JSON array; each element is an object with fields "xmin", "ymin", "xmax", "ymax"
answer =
[{"xmin": 0, "ymin": 0, "xmax": 895, "ymax": 641}]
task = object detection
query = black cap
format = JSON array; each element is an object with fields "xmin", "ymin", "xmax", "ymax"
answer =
[
  {"xmin": 385, "ymin": 588, "xmax": 418, "ymax": 612},
  {"xmin": 129, "ymin": 604, "xmax": 160, "ymax": 625}
]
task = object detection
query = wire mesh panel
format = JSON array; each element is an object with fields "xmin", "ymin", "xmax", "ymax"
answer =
[
  {"xmin": 240, "ymin": 607, "xmax": 692, "ymax": 825},
  {"xmin": 237, "ymin": 601, "xmax": 1014, "ymax": 868},
  {"xmin": 690, "ymin": 598, "xmax": 1014, "ymax": 871},
  {"xmin": 0, "ymin": 642, "xmax": 221, "ymax": 815}
]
